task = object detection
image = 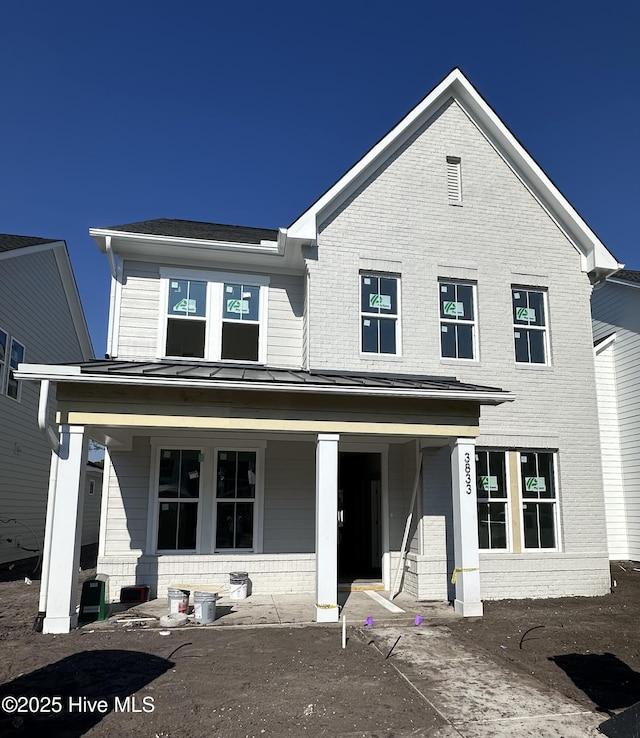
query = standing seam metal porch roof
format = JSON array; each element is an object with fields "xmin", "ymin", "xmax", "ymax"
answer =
[{"xmin": 43, "ymin": 359, "xmax": 512, "ymax": 401}]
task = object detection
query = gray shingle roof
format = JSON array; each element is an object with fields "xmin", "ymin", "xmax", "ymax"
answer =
[
  {"xmin": 0, "ymin": 234, "xmax": 58, "ymax": 253},
  {"xmin": 71, "ymin": 359, "xmax": 508, "ymax": 397},
  {"xmin": 611, "ymin": 269, "xmax": 640, "ymax": 284},
  {"xmin": 103, "ymin": 219, "xmax": 278, "ymax": 245}
]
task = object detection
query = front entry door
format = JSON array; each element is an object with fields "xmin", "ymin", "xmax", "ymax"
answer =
[{"xmin": 338, "ymin": 452, "xmax": 382, "ymax": 581}]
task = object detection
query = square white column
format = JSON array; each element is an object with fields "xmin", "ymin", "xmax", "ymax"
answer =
[
  {"xmin": 315, "ymin": 433, "xmax": 339, "ymax": 622},
  {"xmin": 450, "ymin": 438, "xmax": 483, "ymax": 617},
  {"xmin": 43, "ymin": 425, "xmax": 88, "ymax": 634}
]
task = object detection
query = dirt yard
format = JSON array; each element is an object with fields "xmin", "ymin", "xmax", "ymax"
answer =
[
  {"xmin": 1, "ymin": 552, "xmax": 639, "ymax": 736},
  {"xmin": 448, "ymin": 562, "xmax": 640, "ymax": 715}
]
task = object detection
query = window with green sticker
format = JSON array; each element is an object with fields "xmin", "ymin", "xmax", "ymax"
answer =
[
  {"xmin": 476, "ymin": 450, "xmax": 508, "ymax": 550},
  {"xmin": 519, "ymin": 451, "xmax": 557, "ymax": 549},
  {"xmin": 360, "ymin": 274, "xmax": 399, "ymax": 355},
  {"xmin": 512, "ymin": 288, "xmax": 548, "ymax": 364},
  {"xmin": 439, "ymin": 281, "xmax": 476, "ymax": 360},
  {"xmin": 160, "ymin": 270, "xmax": 268, "ymax": 363}
]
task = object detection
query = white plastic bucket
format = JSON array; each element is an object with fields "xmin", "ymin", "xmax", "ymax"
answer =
[
  {"xmin": 229, "ymin": 572, "xmax": 249, "ymax": 600},
  {"xmin": 167, "ymin": 588, "xmax": 189, "ymax": 615},
  {"xmin": 193, "ymin": 591, "xmax": 217, "ymax": 624}
]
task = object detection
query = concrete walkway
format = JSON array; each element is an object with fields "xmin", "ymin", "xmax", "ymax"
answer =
[
  {"xmin": 103, "ymin": 591, "xmax": 604, "ymax": 736},
  {"xmin": 371, "ymin": 625, "xmax": 603, "ymax": 737}
]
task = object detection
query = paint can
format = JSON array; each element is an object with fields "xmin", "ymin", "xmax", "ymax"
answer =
[
  {"xmin": 193, "ymin": 591, "xmax": 217, "ymax": 624},
  {"xmin": 229, "ymin": 572, "xmax": 249, "ymax": 600},
  {"xmin": 167, "ymin": 588, "xmax": 189, "ymax": 615}
]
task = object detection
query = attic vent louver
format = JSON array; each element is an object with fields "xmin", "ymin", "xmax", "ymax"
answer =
[{"xmin": 446, "ymin": 156, "xmax": 462, "ymax": 205}]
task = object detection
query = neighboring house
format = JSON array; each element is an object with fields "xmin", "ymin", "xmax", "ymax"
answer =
[
  {"xmin": 18, "ymin": 69, "xmax": 622, "ymax": 634},
  {"xmin": 0, "ymin": 234, "xmax": 94, "ymax": 567},
  {"xmin": 592, "ymin": 269, "xmax": 640, "ymax": 561}
]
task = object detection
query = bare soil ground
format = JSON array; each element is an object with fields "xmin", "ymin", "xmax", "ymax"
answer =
[
  {"xmin": 1, "ymin": 551, "xmax": 639, "ymax": 736},
  {"xmin": 447, "ymin": 562, "xmax": 640, "ymax": 716}
]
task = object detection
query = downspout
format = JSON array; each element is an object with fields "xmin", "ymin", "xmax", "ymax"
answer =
[
  {"xmin": 105, "ymin": 235, "xmax": 117, "ymax": 279},
  {"xmin": 38, "ymin": 380, "xmax": 60, "ymax": 454},
  {"xmin": 34, "ymin": 379, "xmax": 61, "ymax": 631}
]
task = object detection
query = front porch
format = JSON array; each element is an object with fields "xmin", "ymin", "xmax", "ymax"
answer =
[{"xmin": 18, "ymin": 360, "xmax": 513, "ymax": 634}]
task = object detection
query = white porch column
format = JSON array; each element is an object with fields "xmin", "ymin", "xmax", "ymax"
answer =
[
  {"xmin": 43, "ymin": 425, "xmax": 88, "ymax": 634},
  {"xmin": 315, "ymin": 433, "xmax": 340, "ymax": 622},
  {"xmin": 450, "ymin": 438, "xmax": 483, "ymax": 617}
]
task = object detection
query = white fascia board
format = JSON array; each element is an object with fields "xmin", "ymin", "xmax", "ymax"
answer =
[
  {"xmin": 287, "ymin": 68, "xmax": 620, "ymax": 276},
  {"xmin": 12, "ymin": 366, "xmax": 514, "ymax": 405},
  {"xmin": 606, "ymin": 277, "xmax": 640, "ymax": 290},
  {"xmin": 89, "ymin": 228, "xmax": 281, "ymax": 256},
  {"xmin": 17, "ymin": 363, "xmax": 81, "ymax": 376},
  {"xmin": 0, "ymin": 240, "xmax": 64, "ymax": 262},
  {"xmin": 594, "ymin": 333, "xmax": 617, "ymax": 355},
  {"xmin": 51, "ymin": 245, "xmax": 95, "ymax": 360}
]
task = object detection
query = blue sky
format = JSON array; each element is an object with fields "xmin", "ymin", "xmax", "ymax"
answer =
[{"xmin": 1, "ymin": 1, "xmax": 638, "ymax": 354}]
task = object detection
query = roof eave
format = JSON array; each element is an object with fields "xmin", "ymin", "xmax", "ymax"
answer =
[{"xmin": 15, "ymin": 364, "xmax": 514, "ymax": 406}]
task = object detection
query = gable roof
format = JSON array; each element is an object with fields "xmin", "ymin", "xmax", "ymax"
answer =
[
  {"xmin": 103, "ymin": 219, "xmax": 278, "ymax": 245},
  {"xmin": 286, "ymin": 68, "xmax": 621, "ymax": 281},
  {"xmin": 0, "ymin": 235, "xmax": 93, "ymax": 360},
  {"xmin": 0, "ymin": 233, "xmax": 59, "ymax": 253}
]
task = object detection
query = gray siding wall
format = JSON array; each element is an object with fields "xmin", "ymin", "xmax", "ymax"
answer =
[
  {"xmin": 103, "ymin": 438, "xmax": 150, "ymax": 555},
  {"xmin": 115, "ymin": 259, "xmax": 304, "ymax": 367},
  {"xmin": 307, "ymin": 99, "xmax": 609, "ymax": 593},
  {"xmin": 0, "ymin": 248, "xmax": 85, "ymax": 565},
  {"xmin": 592, "ymin": 282, "xmax": 640, "ymax": 560},
  {"xmin": 263, "ymin": 440, "xmax": 315, "ymax": 553},
  {"xmin": 81, "ymin": 469, "xmax": 103, "ymax": 546}
]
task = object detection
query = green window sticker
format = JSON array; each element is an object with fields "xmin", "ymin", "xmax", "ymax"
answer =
[
  {"xmin": 369, "ymin": 294, "xmax": 391, "ymax": 310},
  {"xmin": 517, "ymin": 307, "xmax": 536, "ymax": 322},
  {"xmin": 173, "ymin": 298, "xmax": 197, "ymax": 314},
  {"xmin": 443, "ymin": 301, "xmax": 464, "ymax": 317},
  {"xmin": 480, "ymin": 475, "xmax": 498, "ymax": 492},
  {"xmin": 525, "ymin": 476, "xmax": 546, "ymax": 492},
  {"xmin": 226, "ymin": 299, "xmax": 249, "ymax": 314}
]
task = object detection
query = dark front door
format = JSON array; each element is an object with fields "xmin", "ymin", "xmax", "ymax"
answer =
[{"xmin": 338, "ymin": 452, "xmax": 382, "ymax": 581}]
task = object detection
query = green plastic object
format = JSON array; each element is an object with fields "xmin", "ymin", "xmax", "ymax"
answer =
[{"xmin": 78, "ymin": 574, "xmax": 108, "ymax": 623}]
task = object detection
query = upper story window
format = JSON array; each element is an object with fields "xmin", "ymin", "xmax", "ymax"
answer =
[
  {"xmin": 512, "ymin": 288, "xmax": 548, "ymax": 364},
  {"xmin": 360, "ymin": 274, "xmax": 399, "ymax": 355},
  {"xmin": 446, "ymin": 156, "xmax": 462, "ymax": 204},
  {"xmin": 160, "ymin": 269, "xmax": 269, "ymax": 364},
  {"xmin": 476, "ymin": 450, "xmax": 508, "ymax": 550},
  {"xmin": 439, "ymin": 281, "xmax": 476, "ymax": 360}
]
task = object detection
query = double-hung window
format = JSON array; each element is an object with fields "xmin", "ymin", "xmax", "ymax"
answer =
[
  {"xmin": 360, "ymin": 274, "xmax": 399, "ymax": 355},
  {"xmin": 215, "ymin": 450, "xmax": 257, "ymax": 550},
  {"xmin": 161, "ymin": 270, "xmax": 268, "ymax": 363},
  {"xmin": 512, "ymin": 288, "xmax": 548, "ymax": 364},
  {"xmin": 166, "ymin": 279, "xmax": 207, "ymax": 358},
  {"xmin": 156, "ymin": 449, "xmax": 201, "ymax": 551},
  {"xmin": 520, "ymin": 451, "xmax": 558, "ymax": 549},
  {"xmin": 476, "ymin": 450, "xmax": 508, "ymax": 550},
  {"xmin": 439, "ymin": 281, "xmax": 476, "ymax": 359}
]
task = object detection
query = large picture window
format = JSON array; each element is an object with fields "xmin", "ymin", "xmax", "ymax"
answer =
[
  {"xmin": 512, "ymin": 288, "xmax": 548, "ymax": 364},
  {"xmin": 160, "ymin": 270, "xmax": 268, "ymax": 363},
  {"xmin": 360, "ymin": 274, "xmax": 399, "ymax": 355},
  {"xmin": 520, "ymin": 451, "xmax": 558, "ymax": 549},
  {"xmin": 215, "ymin": 450, "xmax": 257, "ymax": 550},
  {"xmin": 476, "ymin": 450, "xmax": 508, "ymax": 550},
  {"xmin": 440, "ymin": 281, "xmax": 476, "ymax": 360},
  {"xmin": 156, "ymin": 449, "xmax": 200, "ymax": 551}
]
